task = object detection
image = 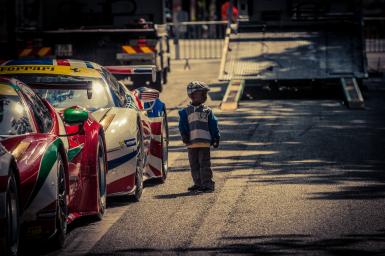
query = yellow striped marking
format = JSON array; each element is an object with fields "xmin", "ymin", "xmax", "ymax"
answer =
[
  {"xmin": 122, "ymin": 45, "xmax": 136, "ymax": 54},
  {"xmin": 19, "ymin": 48, "xmax": 33, "ymax": 57},
  {"xmin": 221, "ymin": 79, "xmax": 245, "ymax": 111},
  {"xmin": 140, "ymin": 46, "xmax": 153, "ymax": 53},
  {"xmin": 37, "ymin": 47, "xmax": 52, "ymax": 57}
]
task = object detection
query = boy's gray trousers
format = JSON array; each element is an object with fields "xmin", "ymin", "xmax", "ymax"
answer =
[{"xmin": 187, "ymin": 147, "xmax": 214, "ymax": 188}]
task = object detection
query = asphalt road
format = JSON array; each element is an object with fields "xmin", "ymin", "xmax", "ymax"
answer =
[{"xmin": 36, "ymin": 60, "xmax": 385, "ymax": 256}]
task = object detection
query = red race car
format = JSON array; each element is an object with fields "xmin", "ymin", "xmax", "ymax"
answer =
[{"xmin": 0, "ymin": 77, "xmax": 107, "ymax": 251}]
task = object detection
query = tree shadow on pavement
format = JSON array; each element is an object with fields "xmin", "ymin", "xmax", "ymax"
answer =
[
  {"xmin": 220, "ymin": 84, "xmax": 385, "ymax": 201},
  {"xmin": 87, "ymin": 231, "xmax": 385, "ymax": 255},
  {"xmin": 218, "ymin": 232, "xmax": 385, "ymax": 255}
]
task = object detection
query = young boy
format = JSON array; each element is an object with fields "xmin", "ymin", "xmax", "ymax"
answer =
[{"xmin": 178, "ymin": 81, "xmax": 220, "ymax": 192}]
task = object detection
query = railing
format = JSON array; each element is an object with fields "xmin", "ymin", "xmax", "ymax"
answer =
[
  {"xmin": 167, "ymin": 18, "xmax": 385, "ymax": 59},
  {"xmin": 364, "ymin": 17, "xmax": 385, "ymax": 53},
  {"xmin": 169, "ymin": 21, "xmax": 227, "ymax": 60}
]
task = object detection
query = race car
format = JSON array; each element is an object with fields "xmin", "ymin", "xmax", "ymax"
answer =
[
  {"xmin": 101, "ymin": 65, "xmax": 169, "ymax": 181},
  {"xmin": 127, "ymin": 86, "xmax": 169, "ymax": 181},
  {"xmin": 0, "ymin": 59, "xmax": 156, "ymax": 201},
  {"xmin": 98, "ymin": 65, "xmax": 169, "ymax": 181},
  {"xmin": 0, "ymin": 77, "xmax": 107, "ymax": 249}
]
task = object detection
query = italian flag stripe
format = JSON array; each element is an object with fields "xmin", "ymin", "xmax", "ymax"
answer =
[{"xmin": 25, "ymin": 138, "xmax": 62, "ymax": 209}]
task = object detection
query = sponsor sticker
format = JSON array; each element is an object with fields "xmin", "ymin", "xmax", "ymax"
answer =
[
  {"xmin": 124, "ymin": 138, "xmax": 136, "ymax": 147},
  {"xmin": 0, "ymin": 65, "xmax": 55, "ymax": 73},
  {"xmin": 0, "ymin": 65, "xmax": 100, "ymax": 78}
]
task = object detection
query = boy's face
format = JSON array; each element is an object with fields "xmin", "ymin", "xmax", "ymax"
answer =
[{"xmin": 189, "ymin": 90, "xmax": 207, "ymax": 105}]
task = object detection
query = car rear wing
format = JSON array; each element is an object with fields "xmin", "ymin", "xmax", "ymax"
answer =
[{"xmin": 29, "ymin": 81, "xmax": 94, "ymax": 100}]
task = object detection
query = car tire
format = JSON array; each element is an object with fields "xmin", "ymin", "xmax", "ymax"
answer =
[
  {"xmin": 95, "ymin": 136, "xmax": 107, "ymax": 221},
  {"xmin": 4, "ymin": 169, "xmax": 20, "ymax": 256},
  {"xmin": 129, "ymin": 119, "xmax": 144, "ymax": 202},
  {"xmin": 51, "ymin": 155, "xmax": 67, "ymax": 249},
  {"xmin": 160, "ymin": 112, "xmax": 169, "ymax": 183}
]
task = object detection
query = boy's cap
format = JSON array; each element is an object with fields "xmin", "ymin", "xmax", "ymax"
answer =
[{"xmin": 187, "ymin": 81, "xmax": 210, "ymax": 95}]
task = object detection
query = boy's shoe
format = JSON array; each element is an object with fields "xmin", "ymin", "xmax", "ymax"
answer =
[
  {"xmin": 198, "ymin": 186, "xmax": 215, "ymax": 193},
  {"xmin": 188, "ymin": 185, "xmax": 201, "ymax": 191}
]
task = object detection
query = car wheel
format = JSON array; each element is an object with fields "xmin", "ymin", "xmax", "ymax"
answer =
[
  {"xmin": 4, "ymin": 169, "xmax": 20, "ymax": 256},
  {"xmin": 129, "ymin": 119, "xmax": 144, "ymax": 202},
  {"xmin": 95, "ymin": 136, "xmax": 107, "ymax": 221},
  {"xmin": 51, "ymin": 155, "xmax": 67, "ymax": 249},
  {"xmin": 160, "ymin": 112, "xmax": 169, "ymax": 183}
]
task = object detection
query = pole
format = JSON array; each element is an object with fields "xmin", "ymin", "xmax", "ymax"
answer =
[
  {"xmin": 174, "ymin": 24, "xmax": 180, "ymax": 60},
  {"xmin": 190, "ymin": 0, "xmax": 196, "ymax": 21},
  {"xmin": 227, "ymin": 0, "xmax": 233, "ymax": 28}
]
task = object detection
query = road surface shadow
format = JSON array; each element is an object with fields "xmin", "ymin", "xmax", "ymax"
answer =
[
  {"xmin": 154, "ymin": 191, "xmax": 203, "ymax": 199},
  {"xmin": 167, "ymin": 83, "xmax": 385, "ymax": 198},
  {"xmin": 242, "ymin": 80, "xmax": 344, "ymax": 101},
  {"xmin": 208, "ymin": 82, "xmax": 228, "ymax": 101},
  {"xmin": 218, "ymin": 232, "xmax": 385, "ymax": 255},
  {"xmin": 143, "ymin": 178, "xmax": 163, "ymax": 188},
  {"xmin": 19, "ymin": 215, "xmax": 101, "ymax": 256},
  {"xmin": 87, "ymin": 231, "xmax": 385, "ymax": 255},
  {"xmin": 106, "ymin": 195, "xmax": 140, "ymax": 208},
  {"xmin": 105, "ymin": 179, "xmax": 169, "ymax": 208}
]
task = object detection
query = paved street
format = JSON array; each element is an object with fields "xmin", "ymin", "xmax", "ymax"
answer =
[{"xmin": 37, "ymin": 59, "xmax": 385, "ymax": 256}]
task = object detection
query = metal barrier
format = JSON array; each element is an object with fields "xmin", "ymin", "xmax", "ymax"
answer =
[
  {"xmin": 168, "ymin": 18, "xmax": 385, "ymax": 58},
  {"xmin": 169, "ymin": 21, "xmax": 227, "ymax": 60},
  {"xmin": 364, "ymin": 17, "xmax": 385, "ymax": 53}
]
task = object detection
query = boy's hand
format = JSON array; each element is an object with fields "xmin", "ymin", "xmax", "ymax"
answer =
[
  {"xmin": 182, "ymin": 136, "xmax": 190, "ymax": 145},
  {"xmin": 212, "ymin": 140, "xmax": 219, "ymax": 148}
]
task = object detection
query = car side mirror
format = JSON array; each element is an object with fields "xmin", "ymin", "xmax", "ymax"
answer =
[{"xmin": 63, "ymin": 107, "xmax": 89, "ymax": 125}]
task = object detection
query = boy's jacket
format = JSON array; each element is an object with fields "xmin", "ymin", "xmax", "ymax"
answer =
[{"xmin": 178, "ymin": 104, "xmax": 220, "ymax": 145}]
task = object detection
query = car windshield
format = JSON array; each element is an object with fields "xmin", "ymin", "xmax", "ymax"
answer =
[
  {"xmin": 0, "ymin": 83, "xmax": 33, "ymax": 135},
  {"xmin": 13, "ymin": 74, "xmax": 113, "ymax": 111}
]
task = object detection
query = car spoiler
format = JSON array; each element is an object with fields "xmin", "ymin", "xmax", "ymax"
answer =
[
  {"xmin": 105, "ymin": 65, "xmax": 156, "ymax": 82},
  {"xmin": 29, "ymin": 81, "xmax": 93, "ymax": 90},
  {"xmin": 29, "ymin": 81, "xmax": 94, "ymax": 99}
]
